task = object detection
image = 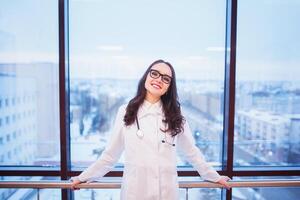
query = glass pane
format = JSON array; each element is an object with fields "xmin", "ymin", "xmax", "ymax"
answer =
[
  {"xmin": 70, "ymin": 0, "xmax": 226, "ymax": 169},
  {"xmin": 74, "ymin": 177, "xmax": 119, "ymax": 200},
  {"xmin": 74, "ymin": 189, "xmax": 120, "ymax": 200},
  {"xmin": 178, "ymin": 176, "xmax": 222, "ymax": 199},
  {"xmin": 74, "ymin": 188, "xmax": 222, "ymax": 200},
  {"xmin": 234, "ymin": 0, "xmax": 300, "ymax": 167},
  {"xmin": 73, "ymin": 177, "xmax": 223, "ymax": 200},
  {"xmin": 233, "ymin": 187, "xmax": 299, "ymax": 200},
  {"xmin": 179, "ymin": 188, "xmax": 221, "ymax": 200},
  {"xmin": 0, "ymin": 176, "xmax": 61, "ymax": 200},
  {"xmin": 0, "ymin": 1, "xmax": 60, "ymax": 167},
  {"xmin": 233, "ymin": 177, "xmax": 300, "ymax": 200},
  {"xmin": 0, "ymin": 188, "xmax": 61, "ymax": 200}
]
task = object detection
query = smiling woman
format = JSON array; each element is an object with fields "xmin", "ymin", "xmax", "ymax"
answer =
[{"xmin": 70, "ymin": 60, "xmax": 230, "ymax": 200}]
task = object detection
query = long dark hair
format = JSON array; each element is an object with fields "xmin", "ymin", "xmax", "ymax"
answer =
[{"xmin": 124, "ymin": 59, "xmax": 185, "ymax": 136}]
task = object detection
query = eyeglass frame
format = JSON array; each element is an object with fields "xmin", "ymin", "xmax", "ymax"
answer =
[{"xmin": 148, "ymin": 69, "xmax": 172, "ymax": 84}]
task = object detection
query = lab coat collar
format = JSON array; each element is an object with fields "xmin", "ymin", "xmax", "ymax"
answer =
[{"xmin": 138, "ymin": 99, "xmax": 163, "ymax": 118}]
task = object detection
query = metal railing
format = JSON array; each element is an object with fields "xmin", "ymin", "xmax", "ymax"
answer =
[
  {"xmin": 1, "ymin": 179, "xmax": 300, "ymax": 189},
  {"xmin": 1, "ymin": 179, "xmax": 299, "ymax": 200}
]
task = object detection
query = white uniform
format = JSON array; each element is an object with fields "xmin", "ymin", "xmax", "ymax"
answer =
[{"xmin": 73, "ymin": 100, "xmax": 221, "ymax": 200}]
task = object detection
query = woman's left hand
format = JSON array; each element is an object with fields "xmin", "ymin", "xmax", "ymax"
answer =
[{"xmin": 217, "ymin": 176, "xmax": 231, "ymax": 190}]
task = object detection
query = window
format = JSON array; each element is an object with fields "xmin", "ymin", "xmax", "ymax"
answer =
[
  {"xmin": 234, "ymin": 0, "xmax": 300, "ymax": 167},
  {"xmin": 5, "ymin": 98, "xmax": 9, "ymax": 107},
  {"xmin": 5, "ymin": 116, "xmax": 9, "ymax": 125},
  {"xmin": 0, "ymin": 0, "xmax": 60, "ymax": 167},
  {"xmin": 6, "ymin": 135, "xmax": 10, "ymax": 143}
]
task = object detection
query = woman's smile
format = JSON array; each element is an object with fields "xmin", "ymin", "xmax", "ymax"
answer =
[{"xmin": 151, "ymin": 81, "xmax": 162, "ymax": 89}]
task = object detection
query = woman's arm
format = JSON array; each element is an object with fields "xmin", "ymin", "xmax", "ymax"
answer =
[
  {"xmin": 177, "ymin": 120, "xmax": 231, "ymax": 189},
  {"xmin": 71, "ymin": 105, "xmax": 126, "ymax": 183},
  {"xmin": 177, "ymin": 120, "xmax": 221, "ymax": 182}
]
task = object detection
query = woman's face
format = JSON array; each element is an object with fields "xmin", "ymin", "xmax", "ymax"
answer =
[{"xmin": 144, "ymin": 62, "xmax": 172, "ymax": 98}]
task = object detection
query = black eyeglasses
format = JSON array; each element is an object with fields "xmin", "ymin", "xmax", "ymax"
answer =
[{"xmin": 149, "ymin": 69, "xmax": 172, "ymax": 84}]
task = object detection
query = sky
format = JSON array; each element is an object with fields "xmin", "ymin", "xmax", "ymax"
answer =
[{"xmin": 0, "ymin": 0, "xmax": 299, "ymax": 81}]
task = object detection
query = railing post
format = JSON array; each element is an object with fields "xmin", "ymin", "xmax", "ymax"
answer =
[
  {"xmin": 185, "ymin": 188, "xmax": 188, "ymax": 200},
  {"xmin": 37, "ymin": 188, "xmax": 40, "ymax": 200}
]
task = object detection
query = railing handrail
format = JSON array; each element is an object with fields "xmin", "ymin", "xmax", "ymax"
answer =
[{"xmin": 0, "ymin": 179, "xmax": 299, "ymax": 189}]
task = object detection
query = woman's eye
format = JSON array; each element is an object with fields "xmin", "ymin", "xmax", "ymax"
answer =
[
  {"xmin": 163, "ymin": 77, "xmax": 171, "ymax": 83},
  {"xmin": 152, "ymin": 71, "xmax": 159, "ymax": 76}
]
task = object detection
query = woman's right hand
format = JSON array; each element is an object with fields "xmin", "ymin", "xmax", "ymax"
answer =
[{"xmin": 70, "ymin": 179, "xmax": 82, "ymax": 190}]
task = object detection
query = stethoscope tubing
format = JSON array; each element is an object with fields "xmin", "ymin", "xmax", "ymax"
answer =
[{"xmin": 135, "ymin": 116, "xmax": 175, "ymax": 146}]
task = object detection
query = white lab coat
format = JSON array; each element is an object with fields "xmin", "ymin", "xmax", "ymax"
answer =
[{"xmin": 73, "ymin": 100, "xmax": 221, "ymax": 200}]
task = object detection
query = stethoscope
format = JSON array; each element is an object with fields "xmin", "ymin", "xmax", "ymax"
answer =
[{"xmin": 135, "ymin": 116, "xmax": 175, "ymax": 147}]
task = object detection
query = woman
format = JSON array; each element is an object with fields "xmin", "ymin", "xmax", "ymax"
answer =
[{"xmin": 71, "ymin": 59, "xmax": 231, "ymax": 199}]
